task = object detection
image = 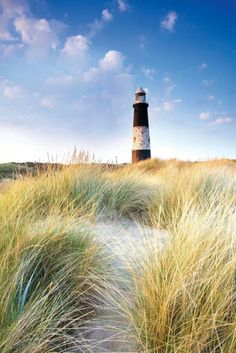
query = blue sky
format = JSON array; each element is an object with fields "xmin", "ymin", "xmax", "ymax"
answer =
[{"xmin": 0, "ymin": 0, "xmax": 235, "ymax": 163}]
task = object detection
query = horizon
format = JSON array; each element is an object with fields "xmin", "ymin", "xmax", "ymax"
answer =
[
  {"xmin": 1, "ymin": 154, "xmax": 236, "ymax": 166},
  {"xmin": 0, "ymin": 0, "xmax": 236, "ymax": 163}
]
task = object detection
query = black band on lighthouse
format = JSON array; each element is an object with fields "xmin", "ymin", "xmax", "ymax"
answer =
[
  {"xmin": 133, "ymin": 103, "xmax": 149, "ymax": 127},
  {"xmin": 132, "ymin": 150, "xmax": 151, "ymax": 162}
]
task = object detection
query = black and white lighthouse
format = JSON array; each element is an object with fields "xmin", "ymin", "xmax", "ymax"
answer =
[{"xmin": 132, "ymin": 88, "xmax": 151, "ymax": 163}]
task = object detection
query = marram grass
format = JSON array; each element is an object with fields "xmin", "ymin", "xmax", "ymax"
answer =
[
  {"xmin": 0, "ymin": 158, "xmax": 235, "ymax": 352},
  {"xmin": 0, "ymin": 163, "xmax": 156, "ymax": 222},
  {"xmin": 121, "ymin": 161, "xmax": 236, "ymax": 353},
  {"xmin": 0, "ymin": 215, "xmax": 106, "ymax": 353}
]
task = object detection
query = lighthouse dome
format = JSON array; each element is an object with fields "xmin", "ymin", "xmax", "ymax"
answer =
[
  {"xmin": 135, "ymin": 87, "xmax": 146, "ymax": 95},
  {"xmin": 134, "ymin": 87, "xmax": 146, "ymax": 103}
]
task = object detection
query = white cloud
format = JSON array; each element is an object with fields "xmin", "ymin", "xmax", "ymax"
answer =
[
  {"xmin": 102, "ymin": 9, "xmax": 113, "ymax": 22},
  {"xmin": 0, "ymin": 42, "xmax": 24, "ymax": 56},
  {"xmin": 41, "ymin": 96, "xmax": 55, "ymax": 108},
  {"xmin": 99, "ymin": 50, "xmax": 125, "ymax": 71},
  {"xmin": 0, "ymin": 0, "xmax": 66, "ymax": 59},
  {"xmin": 163, "ymin": 98, "xmax": 181, "ymax": 111},
  {"xmin": 161, "ymin": 11, "xmax": 178, "ymax": 31},
  {"xmin": 4, "ymin": 85, "xmax": 25, "ymax": 99},
  {"xmin": 84, "ymin": 50, "xmax": 125, "ymax": 82},
  {"xmin": 163, "ymin": 76, "xmax": 175, "ymax": 95},
  {"xmin": 199, "ymin": 112, "xmax": 210, "ymax": 120},
  {"xmin": 46, "ymin": 74, "xmax": 76, "ymax": 86},
  {"xmin": 0, "ymin": 0, "xmax": 27, "ymax": 16},
  {"xmin": 138, "ymin": 34, "xmax": 146, "ymax": 52},
  {"xmin": 62, "ymin": 35, "xmax": 90, "ymax": 59},
  {"xmin": 209, "ymin": 116, "xmax": 233, "ymax": 126},
  {"xmin": 154, "ymin": 106, "xmax": 161, "ymax": 113},
  {"xmin": 206, "ymin": 95, "xmax": 215, "ymax": 101},
  {"xmin": 83, "ymin": 67, "xmax": 99, "ymax": 82},
  {"xmin": 89, "ymin": 8, "xmax": 113, "ymax": 38},
  {"xmin": 14, "ymin": 16, "xmax": 63, "ymax": 58},
  {"xmin": 117, "ymin": 0, "xmax": 129, "ymax": 12},
  {"xmin": 0, "ymin": 0, "xmax": 27, "ymax": 41},
  {"xmin": 83, "ymin": 50, "xmax": 131, "ymax": 90},
  {"xmin": 201, "ymin": 79, "xmax": 213, "ymax": 87},
  {"xmin": 162, "ymin": 101, "xmax": 173, "ymax": 112},
  {"xmin": 142, "ymin": 67, "xmax": 155, "ymax": 80},
  {"xmin": 199, "ymin": 63, "xmax": 208, "ymax": 70}
]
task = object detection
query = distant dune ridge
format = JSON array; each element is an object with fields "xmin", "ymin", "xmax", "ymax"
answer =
[
  {"xmin": 0, "ymin": 157, "xmax": 235, "ymax": 179},
  {"xmin": 0, "ymin": 157, "xmax": 235, "ymax": 352}
]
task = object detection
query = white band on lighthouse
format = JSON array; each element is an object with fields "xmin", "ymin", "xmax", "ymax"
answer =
[{"xmin": 132, "ymin": 126, "xmax": 150, "ymax": 150}]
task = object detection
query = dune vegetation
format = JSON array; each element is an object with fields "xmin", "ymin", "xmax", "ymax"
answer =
[{"xmin": 0, "ymin": 157, "xmax": 235, "ymax": 352}]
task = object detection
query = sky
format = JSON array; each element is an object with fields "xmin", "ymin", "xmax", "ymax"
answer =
[{"xmin": 0, "ymin": 0, "xmax": 235, "ymax": 163}]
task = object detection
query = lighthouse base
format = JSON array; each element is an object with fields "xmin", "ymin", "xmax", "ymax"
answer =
[{"xmin": 132, "ymin": 150, "xmax": 151, "ymax": 163}]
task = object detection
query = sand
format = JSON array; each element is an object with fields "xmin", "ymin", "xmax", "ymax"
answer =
[{"xmin": 75, "ymin": 218, "xmax": 166, "ymax": 353}]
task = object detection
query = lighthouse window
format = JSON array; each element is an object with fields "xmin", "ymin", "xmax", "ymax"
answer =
[{"xmin": 140, "ymin": 95, "xmax": 145, "ymax": 102}]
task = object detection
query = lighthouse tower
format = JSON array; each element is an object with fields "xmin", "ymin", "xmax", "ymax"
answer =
[{"xmin": 132, "ymin": 88, "xmax": 151, "ymax": 163}]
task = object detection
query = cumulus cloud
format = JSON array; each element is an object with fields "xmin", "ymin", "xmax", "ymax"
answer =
[
  {"xmin": 161, "ymin": 11, "xmax": 178, "ymax": 31},
  {"xmin": 209, "ymin": 116, "xmax": 233, "ymax": 126},
  {"xmin": 162, "ymin": 98, "xmax": 181, "ymax": 111},
  {"xmin": 0, "ymin": 0, "xmax": 66, "ymax": 59},
  {"xmin": 84, "ymin": 50, "xmax": 125, "ymax": 81},
  {"xmin": 199, "ymin": 112, "xmax": 211, "ymax": 120},
  {"xmin": 199, "ymin": 63, "xmax": 208, "ymax": 70},
  {"xmin": 0, "ymin": 0, "xmax": 66, "ymax": 61},
  {"xmin": 88, "ymin": 8, "xmax": 113, "ymax": 38},
  {"xmin": 62, "ymin": 35, "xmax": 90, "ymax": 59},
  {"xmin": 142, "ymin": 67, "xmax": 155, "ymax": 80},
  {"xmin": 99, "ymin": 50, "xmax": 124, "ymax": 71},
  {"xmin": 14, "ymin": 16, "xmax": 64, "ymax": 58},
  {"xmin": 4, "ymin": 85, "xmax": 25, "ymax": 99},
  {"xmin": 67, "ymin": 48, "xmax": 133, "ymax": 147},
  {"xmin": 117, "ymin": 0, "xmax": 129, "ymax": 12},
  {"xmin": 0, "ymin": 0, "xmax": 27, "ymax": 40}
]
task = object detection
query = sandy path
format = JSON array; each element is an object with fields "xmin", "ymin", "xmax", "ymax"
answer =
[{"xmin": 75, "ymin": 218, "xmax": 166, "ymax": 353}]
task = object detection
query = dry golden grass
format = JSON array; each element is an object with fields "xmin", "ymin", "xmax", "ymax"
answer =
[
  {"xmin": 0, "ymin": 157, "xmax": 235, "ymax": 352},
  {"xmin": 118, "ymin": 159, "xmax": 236, "ymax": 353}
]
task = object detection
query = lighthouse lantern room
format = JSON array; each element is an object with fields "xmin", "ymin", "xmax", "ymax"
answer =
[{"xmin": 134, "ymin": 87, "xmax": 146, "ymax": 103}]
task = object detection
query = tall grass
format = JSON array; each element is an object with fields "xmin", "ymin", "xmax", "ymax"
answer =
[
  {"xmin": 121, "ymin": 160, "xmax": 236, "ymax": 353},
  {"xmin": 145, "ymin": 162, "xmax": 236, "ymax": 229},
  {"xmin": 0, "ymin": 163, "xmax": 107, "ymax": 352},
  {"xmin": 0, "ymin": 157, "xmax": 235, "ymax": 352},
  {"xmin": 0, "ymin": 161, "xmax": 156, "ymax": 351},
  {"xmin": 0, "ymin": 214, "xmax": 105, "ymax": 353},
  {"xmin": 0, "ymin": 163, "xmax": 156, "ymax": 222}
]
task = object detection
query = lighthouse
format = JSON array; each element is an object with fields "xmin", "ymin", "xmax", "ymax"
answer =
[{"xmin": 132, "ymin": 88, "xmax": 151, "ymax": 163}]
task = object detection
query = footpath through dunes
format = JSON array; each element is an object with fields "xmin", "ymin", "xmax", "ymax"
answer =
[{"xmin": 75, "ymin": 218, "xmax": 167, "ymax": 353}]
